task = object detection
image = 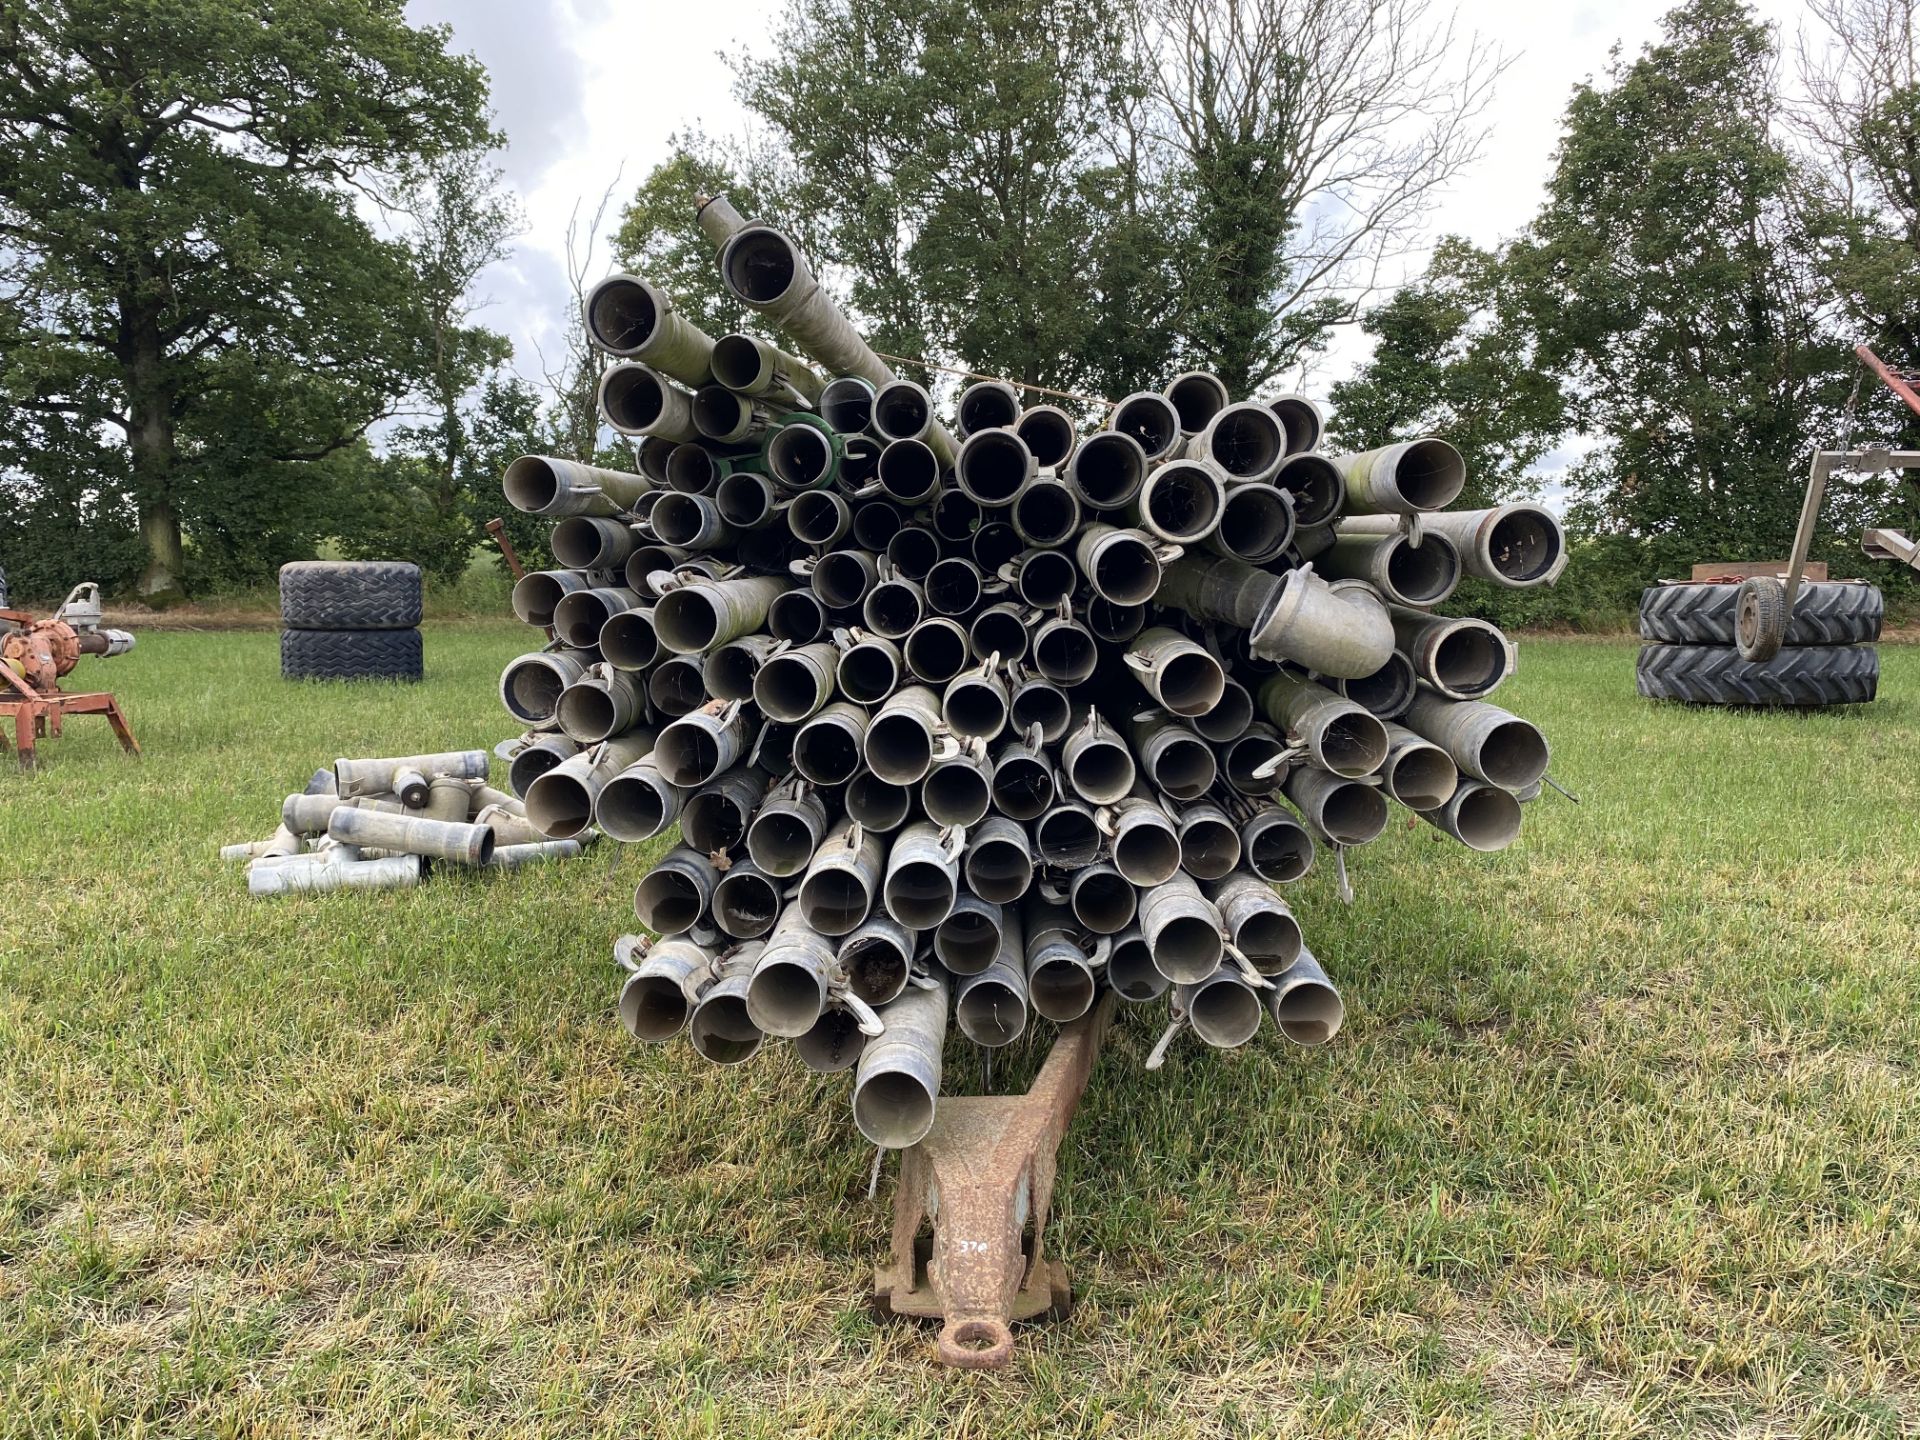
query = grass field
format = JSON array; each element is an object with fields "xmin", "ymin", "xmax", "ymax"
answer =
[{"xmin": 3, "ymin": 626, "xmax": 1918, "ymax": 1438}]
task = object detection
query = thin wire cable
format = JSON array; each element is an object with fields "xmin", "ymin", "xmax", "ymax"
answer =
[{"xmin": 869, "ymin": 352, "xmax": 1118, "ymax": 414}]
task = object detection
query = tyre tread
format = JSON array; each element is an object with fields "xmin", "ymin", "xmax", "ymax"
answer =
[{"xmin": 1636, "ymin": 642, "xmax": 1878, "ymax": 707}]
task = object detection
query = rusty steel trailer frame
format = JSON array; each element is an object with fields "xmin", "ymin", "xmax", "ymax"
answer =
[
  {"xmin": 0, "ymin": 614, "xmax": 141, "ymax": 770},
  {"xmin": 1729, "ymin": 345, "xmax": 1920, "ymax": 660},
  {"xmin": 872, "ymin": 993, "xmax": 1115, "ymax": 1369}
]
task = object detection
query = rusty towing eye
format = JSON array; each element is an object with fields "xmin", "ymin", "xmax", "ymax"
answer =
[{"xmin": 871, "ymin": 993, "xmax": 1115, "ymax": 1369}]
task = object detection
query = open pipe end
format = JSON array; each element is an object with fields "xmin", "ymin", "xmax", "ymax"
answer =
[
  {"xmin": 1013, "ymin": 481, "xmax": 1079, "ymax": 545},
  {"xmin": 768, "ymin": 590, "xmax": 826, "ymax": 644},
  {"xmin": 1321, "ymin": 710, "xmax": 1391, "ymax": 778},
  {"xmin": 1317, "ymin": 780, "xmax": 1390, "ymax": 846},
  {"xmin": 1165, "ymin": 371, "xmax": 1229, "ymax": 433},
  {"xmin": 598, "ymin": 773, "xmax": 672, "ymax": 843},
  {"xmin": 1034, "ymin": 625, "xmax": 1097, "ymax": 686},
  {"xmin": 1342, "ymin": 652, "xmax": 1418, "ymax": 719},
  {"xmin": 648, "ymin": 657, "xmax": 709, "ymax": 717},
  {"xmin": 634, "ymin": 869, "xmax": 704, "ymax": 935},
  {"xmin": 599, "ymin": 611, "xmax": 659, "ymax": 672},
  {"xmin": 819, "ymin": 377, "xmax": 875, "ymax": 433},
  {"xmin": 1270, "ymin": 395, "xmax": 1326, "ymax": 455},
  {"xmin": 854, "ymin": 1072, "xmax": 937, "ymax": 1148},
  {"xmin": 748, "ymin": 960, "xmax": 828, "ymax": 1038},
  {"xmin": 789, "ymin": 490, "xmax": 847, "ymax": 546},
  {"xmin": 923, "ymin": 766, "xmax": 990, "ymax": 827},
  {"xmin": 883, "ymin": 865, "xmax": 956, "ymax": 930},
  {"xmin": 799, "ymin": 871, "xmax": 874, "ymax": 937},
  {"xmin": 872, "ymin": 382, "xmax": 931, "ymax": 443},
  {"xmin": 525, "ymin": 773, "xmax": 594, "ymax": 840},
  {"xmin": 1189, "ymin": 981, "xmax": 1262, "ymax": 1048},
  {"xmin": 1035, "ymin": 808, "xmax": 1100, "ymax": 867},
  {"xmin": 904, "ymin": 620, "xmax": 970, "ymax": 684},
  {"xmin": 965, "ymin": 841, "xmax": 1034, "ymax": 904},
  {"xmin": 812, "ymin": 552, "xmax": 874, "ymax": 610},
  {"xmin": 795, "ymin": 721, "xmax": 864, "ymax": 786},
  {"xmin": 1161, "ymin": 651, "xmax": 1227, "ymax": 717},
  {"xmin": 1274, "ymin": 980, "xmax": 1345, "ymax": 1046},
  {"xmin": 1016, "ymin": 550, "xmax": 1077, "ymax": 608},
  {"xmin": 1385, "ymin": 534, "xmax": 1462, "ymax": 606},
  {"xmin": 795, "ymin": 1007, "xmax": 868, "ymax": 1073},
  {"xmin": 865, "ymin": 716, "xmax": 934, "ymax": 785},
  {"xmin": 1112, "ymin": 392, "xmax": 1181, "ymax": 460},
  {"xmin": 584, "ymin": 275, "xmax": 661, "ymax": 355},
  {"xmin": 1236, "ymin": 912, "xmax": 1303, "ymax": 971},
  {"xmin": 969, "ymin": 608, "xmax": 1029, "ymax": 665},
  {"xmin": 846, "ymin": 772, "xmax": 912, "ymax": 831},
  {"xmin": 842, "ymin": 935, "xmax": 911, "ymax": 1005},
  {"xmin": 988, "ymin": 756, "xmax": 1055, "ymax": 824},
  {"xmin": 1071, "ymin": 873, "xmax": 1137, "ymax": 933},
  {"xmin": 1487, "ymin": 506, "xmax": 1565, "ymax": 584},
  {"xmin": 1016, "ymin": 406, "xmax": 1076, "ymax": 468},
  {"xmin": 957, "ymin": 381, "xmax": 1021, "ymax": 435},
  {"xmin": 1154, "ymin": 736, "xmax": 1219, "ymax": 801},
  {"xmin": 556, "ymin": 684, "xmax": 623, "ymax": 745},
  {"xmin": 1070, "ymin": 431, "xmax": 1149, "ymax": 508},
  {"xmin": 684, "ymin": 791, "xmax": 753, "ymax": 852},
  {"xmin": 599, "ymin": 364, "xmax": 669, "ymax": 432},
  {"xmin": 769, "ymin": 423, "xmax": 832, "ymax": 490},
  {"xmin": 689, "ymin": 994, "xmax": 763, "ymax": 1065},
  {"xmin": 620, "ymin": 973, "xmax": 691, "ymax": 1042},
  {"xmin": 958, "ymin": 430, "xmax": 1033, "ymax": 504},
  {"xmin": 709, "ymin": 333, "xmax": 768, "ymax": 392},
  {"xmin": 722, "ymin": 226, "xmax": 800, "ymax": 306},
  {"xmin": 1029, "ymin": 961, "xmax": 1095, "ymax": 1023},
  {"xmin": 1217, "ymin": 485, "xmax": 1295, "ymax": 563},
  {"xmin": 1393, "ymin": 438, "xmax": 1467, "ymax": 511},
  {"xmin": 500, "ymin": 656, "xmax": 567, "ymax": 722},
  {"xmin": 1113, "ymin": 827, "xmax": 1181, "ymax": 888},
  {"xmin": 1151, "ymin": 917, "xmax": 1223, "ymax": 984},
  {"xmin": 653, "ymin": 588, "xmax": 721, "ymax": 656},
  {"xmin": 887, "ymin": 527, "xmax": 941, "ymax": 582},
  {"xmin": 656, "ymin": 725, "xmax": 722, "ymax": 788},
  {"xmin": 1092, "ymin": 536, "xmax": 1160, "ymax": 606},
  {"xmin": 1482, "ymin": 721, "xmax": 1551, "ymax": 791},
  {"xmin": 1275, "ymin": 454, "xmax": 1344, "ymax": 528},
  {"xmin": 1109, "ymin": 936, "xmax": 1169, "ymax": 1002},
  {"xmin": 1067, "ymin": 744, "xmax": 1135, "ymax": 805},
  {"xmin": 934, "ymin": 911, "xmax": 1002, "ymax": 974},
  {"xmin": 1009, "ymin": 683, "xmax": 1072, "ymax": 744},
  {"xmin": 1205, "ymin": 404, "xmax": 1285, "ymax": 479},
  {"xmin": 1179, "ymin": 820, "xmax": 1241, "ymax": 880},
  {"xmin": 1143, "ymin": 462, "xmax": 1225, "ymax": 543},
  {"xmin": 878, "ymin": 439, "xmax": 940, "ymax": 504},
  {"xmin": 1247, "ymin": 818, "xmax": 1314, "ymax": 882},
  {"xmin": 666, "ymin": 443, "xmax": 720, "ymax": 495},
  {"xmin": 956, "ymin": 983, "xmax": 1027, "ymax": 1047}
]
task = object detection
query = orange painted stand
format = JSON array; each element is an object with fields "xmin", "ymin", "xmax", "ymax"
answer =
[{"xmin": 0, "ymin": 667, "xmax": 140, "ymax": 770}]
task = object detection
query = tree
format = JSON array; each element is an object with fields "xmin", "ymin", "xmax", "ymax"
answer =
[
  {"xmin": 612, "ymin": 140, "xmax": 762, "ymax": 338},
  {"xmin": 1796, "ymin": 0, "xmax": 1920, "ymax": 364},
  {"xmin": 1510, "ymin": 0, "xmax": 1856, "ymax": 575},
  {"xmin": 1137, "ymin": 0, "xmax": 1507, "ymax": 395},
  {"xmin": 725, "ymin": 0, "xmax": 1179, "ymax": 400},
  {"xmin": 1328, "ymin": 237, "xmax": 1565, "ymax": 509},
  {"xmin": 0, "ymin": 0, "xmax": 495, "ymax": 603}
]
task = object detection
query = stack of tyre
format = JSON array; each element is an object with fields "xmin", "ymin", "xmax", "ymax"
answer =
[
  {"xmin": 279, "ymin": 561, "xmax": 425, "ymax": 683},
  {"xmin": 1636, "ymin": 580, "xmax": 1881, "ymax": 706}
]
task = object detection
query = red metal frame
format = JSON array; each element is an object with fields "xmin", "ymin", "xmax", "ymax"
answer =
[
  {"xmin": 0, "ymin": 608, "xmax": 141, "ymax": 770},
  {"xmin": 1857, "ymin": 343, "xmax": 1920, "ymax": 421}
]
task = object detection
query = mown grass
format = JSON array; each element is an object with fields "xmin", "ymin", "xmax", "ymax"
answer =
[{"xmin": 2, "ymin": 626, "xmax": 1917, "ymax": 1438}]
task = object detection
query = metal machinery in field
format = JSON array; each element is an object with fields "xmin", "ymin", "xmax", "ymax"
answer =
[
  {"xmin": 1734, "ymin": 346, "xmax": 1920, "ymax": 662},
  {"xmin": 0, "ymin": 583, "xmax": 140, "ymax": 770}
]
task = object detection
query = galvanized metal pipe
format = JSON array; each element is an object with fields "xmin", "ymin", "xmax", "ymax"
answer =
[
  {"xmin": 1256, "ymin": 672, "xmax": 1389, "ymax": 778},
  {"xmin": 1402, "ymin": 693, "xmax": 1551, "ymax": 792},
  {"xmin": 335, "ymin": 750, "xmax": 489, "ymax": 799},
  {"xmin": 1067, "ymin": 430, "xmax": 1150, "ymax": 509},
  {"xmin": 653, "ymin": 576, "xmax": 792, "ymax": 656},
  {"xmin": 934, "ymin": 893, "xmax": 1006, "ymax": 976},
  {"xmin": 601, "ymin": 602, "xmax": 663, "ymax": 671},
  {"xmin": 797, "ymin": 818, "xmax": 887, "ymax": 935},
  {"xmin": 689, "ymin": 959, "xmax": 766, "ymax": 1066},
  {"xmin": 710, "ymin": 331, "xmax": 825, "ymax": 405},
  {"xmin": 839, "ymin": 914, "xmax": 916, "ymax": 1005},
  {"xmin": 964, "ymin": 814, "xmax": 1036, "ymax": 903},
  {"xmin": 1241, "ymin": 806, "xmax": 1316, "ymax": 883},
  {"xmin": 1127, "ymin": 627, "xmax": 1226, "ymax": 718},
  {"xmin": 1128, "ymin": 713, "xmax": 1217, "ymax": 802},
  {"xmin": 1179, "ymin": 968, "xmax": 1263, "ymax": 1049},
  {"xmin": 1378, "ymin": 722, "xmax": 1460, "ymax": 812},
  {"xmin": 794, "ymin": 702, "xmax": 870, "ymax": 786},
  {"xmin": 835, "ymin": 630, "xmax": 902, "ymax": 708},
  {"xmin": 556, "ymin": 667, "xmax": 646, "ymax": 744},
  {"xmin": 600, "ymin": 362, "xmax": 700, "ymax": 442},
  {"xmin": 503, "ymin": 456, "xmax": 652, "ymax": 518},
  {"xmin": 525, "ymin": 732, "xmax": 655, "ymax": 839},
  {"xmin": 1177, "ymin": 799, "xmax": 1242, "ymax": 880},
  {"xmin": 583, "ymin": 273, "xmax": 716, "ymax": 385},
  {"xmin": 883, "ymin": 820, "xmax": 961, "ymax": 929},
  {"xmin": 1023, "ymin": 898, "xmax": 1097, "ymax": 1022},
  {"xmin": 1107, "ymin": 794, "xmax": 1182, "ymax": 887},
  {"xmin": 551, "ymin": 516, "xmax": 642, "ymax": 572},
  {"xmin": 1421, "ymin": 778, "xmax": 1524, "ymax": 851},
  {"xmin": 747, "ymin": 906, "xmax": 844, "ymax": 1038},
  {"xmin": 653, "ymin": 703, "xmax": 754, "ymax": 788},
  {"xmin": 1335, "ymin": 438, "xmax": 1467, "ymax": 514},
  {"xmin": 1283, "ymin": 766, "xmax": 1389, "ymax": 846},
  {"xmin": 633, "ymin": 845, "xmax": 720, "ymax": 935},
  {"xmin": 1203, "ymin": 483, "xmax": 1296, "ymax": 565},
  {"xmin": 1186, "ymin": 401, "xmax": 1285, "ymax": 483},
  {"xmin": 753, "ymin": 641, "xmax": 838, "ymax": 723},
  {"xmin": 746, "ymin": 783, "xmax": 832, "ymax": 878},
  {"xmin": 682, "ymin": 766, "xmax": 770, "ymax": 852},
  {"xmin": 1133, "ymin": 458, "xmax": 1227, "ymax": 544},
  {"xmin": 866, "ymin": 685, "xmax": 945, "ymax": 784},
  {"xmin": 1206, "ymin": 872, "xmax": 1302, "ymax": 974},
  {"xmin": 1075, "ymin": 524, "xmax": 1167, "ymax": 606},
  {"xmin": 956, "ymin": 380, "xmax": 1021, "ymax": 436},
  {"xmin": 329, "ymin": 807, "xmax": 495, "ymax": 865},
  {"xmin": 853, "ymin": 974, "xmax": 948, "ymax": 1148},
  {"xmin": 507, "ymin": 733, "xmax": 580, "ymax": 798},
  {"xmin": 1317, "ymin": 532, "xmax": 1462, "ymax": 608},
  {"xmin": 1268, "ymin": 949, "xmax": 1344, "ymax": 1046},
  {"xmin": 1139, "ymin": 872, "xmax": 1225, "ymax": 984},
  {"xmin": 618, "ymin": 937, "xmax": 712, "ymax": 1041},
  {"xmin": 1069, "ymin": 862, "xmax": 1137, "ymax": 935},
  {"xmin": 922, "ymin": 750, "xmax": 992, "ymax": 827},
  {"xmin": 1108, "ymin": 927, "xmax": 1169, "ymax": 1003},
  {"xmin": 1109, "ymin": 391, "xmax": 1182, "ymax": 461},
  {"xmin": 1061, "ymin": 708, "xmax": 1135, "ymax": 804},
  {"xmin": 248, "ymin": 853, "xmax": 423, "ymax": 897},
  {"xmin": 596, "ymin": 756, "xmax": 691, "ymax": 842}
]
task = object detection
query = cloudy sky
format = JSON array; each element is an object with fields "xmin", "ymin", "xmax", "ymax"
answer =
[{"xmin": 406, "ymin": 0, "xmax": 1810, "ymax": 408}]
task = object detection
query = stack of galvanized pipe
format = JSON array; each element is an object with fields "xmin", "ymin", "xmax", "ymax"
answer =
[
  {"xmin": 226, "ymin": 750, "xmax": 586, "ymax": 896},
  {"xmin": 495, "ymin": 196, "xmax": 1566, "ymax": 1150}
]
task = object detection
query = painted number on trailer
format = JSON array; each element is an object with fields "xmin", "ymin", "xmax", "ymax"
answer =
[{"xmin": 956, "ymin": 1238, "xmax": 989, "ymax": 1254}]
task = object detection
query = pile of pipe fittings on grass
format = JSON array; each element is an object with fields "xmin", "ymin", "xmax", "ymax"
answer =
[
  {"xmin": 223, "ymin": 749, "xmax": 589, "ymax": 897},
  {"xmin": 494, "ymin": 194, "xmax": 1567, "ymax": 1151}
]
